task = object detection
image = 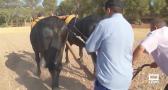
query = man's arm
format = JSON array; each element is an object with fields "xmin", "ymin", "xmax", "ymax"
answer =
[
  {"xmin": 133, "ymin": 45, "xmax": 158, "ymax": 68},
  {"xmin": 85, "ymin": 23, "xmax": 104, "ymax": 53},
  {"xmin": 133, "ymin": 45, "xmax": 146, "ymax": 65},
  {"xmin": 133, "ymin": 31, "xmax": 159, "ymax": 65}
]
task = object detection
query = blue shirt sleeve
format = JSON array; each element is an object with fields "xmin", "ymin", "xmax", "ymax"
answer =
[{"xmin": 85, "ymin": 23, "xmax": 104, "ymax": 53}]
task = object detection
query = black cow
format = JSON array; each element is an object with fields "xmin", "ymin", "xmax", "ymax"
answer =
[
  {"xmin": 30, "ymin": 16, "xmax": 74, "ymax": 89},
  {"xmin": 65, "ymin": 15, "xmax": 105, "ymax": 68}
]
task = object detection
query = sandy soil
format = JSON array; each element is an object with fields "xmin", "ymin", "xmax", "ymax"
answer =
[
  {"xmin": 0, "ymin": 27, "xmax": 167, "ymax": 90},
  {"xmin": 0, "ymin": 27, "xmax": 94, "ymax": 90}
]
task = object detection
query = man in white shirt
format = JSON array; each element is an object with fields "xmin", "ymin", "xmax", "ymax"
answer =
[{"xmin": 133, "ymin": 18, "xmax": 168, "ymax": 90}]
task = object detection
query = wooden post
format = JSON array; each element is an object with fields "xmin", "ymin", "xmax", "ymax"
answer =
[{"xmin": 66, "ymin": 42, "xmax": 78, "ymax": 60}]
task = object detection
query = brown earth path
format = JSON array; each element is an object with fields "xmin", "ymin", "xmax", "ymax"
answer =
[{"xmin": 0, "ymin": 27, "xmax": 167, "ymax": 90}]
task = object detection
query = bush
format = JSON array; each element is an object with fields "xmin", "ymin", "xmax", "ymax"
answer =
[{"xmin": 0, "ymin": 14, "xmax": 6, "ymax": 26}]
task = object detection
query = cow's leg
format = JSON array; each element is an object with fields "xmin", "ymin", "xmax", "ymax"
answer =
[
  {"xmin": 65, "ymin": 44, "xmax": 70, "ymax": 64},
  {"xmin": 49, "ymin": 48, "xmax": 64, "ymax": 90},
  {"xmin": 48, "ymin": 63, "xmax": 62, "ymax": 90},
  {"xmin": 48, "ymin": 63, "xmax": 58, "ymax": 89},
  {"xmin": 35, "ymin": 52, "xmax": 41, "ymax": 77},
  {"xmin": 79, "ymin": 46, "xmax": 83, "ymax": 63}
]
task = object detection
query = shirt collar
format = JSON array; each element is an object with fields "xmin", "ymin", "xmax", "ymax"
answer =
[{"xmin": 111, "ymin": 13, "xmax": 123, "ymax": 18}]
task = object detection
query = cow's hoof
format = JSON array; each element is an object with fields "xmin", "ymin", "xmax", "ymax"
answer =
[
  {"xmin": 53, "ymin": 86, "xmax": 64, "ymax": 90},
  {"xmin": 36, "ymin": 71, "xmax": 41, "ymax": 77},
  {"xmin": 65, "ymin": 62, "xmax": 70, "ymax": 65},
  {"xmin": 65, "ymin": 60, "xmax": 70, "ymax": 65},
  {"xmin": 53, "ymin": 87, "xmax": 59, "ymax": 90}
]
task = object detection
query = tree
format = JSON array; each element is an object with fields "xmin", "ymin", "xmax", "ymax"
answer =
[
  {"xmin": 74, "ymin": 0, "xmax": 106, "ymax": 17},
  {"xmin": 21, "ymin": 0, "xmax": 38, "ymax": 9},
  {"xmin": 124, "ymin": 0, "xmax": 150, "ymax": 24},
  {"xmin": 0, "ymin": 8, "xmax": 14, "ymax": 26},
  {"xmin": 43, "ymin": 0, "xmax": 57, "ymax": 15},
  {"xmin": 149, "ymin": 0, "xmax": 166, "ymax": 16},
  {"xmin": 90, "ymin": 0, "xmax": 106, "ymax": 16},
  {"xmin": 57, "ymin": 0, "xmax": 77, "ymax": 15},
  {"xmin": 57, "ymin": 0, "xmax": 106, "ymax": 17},
  {"xmin": 0, "ymin": 0, "xmax": 39, "ymax": 26},
  {"xmin": 0, "ymin": 12, "xmax": 7, "ymax": 26}
]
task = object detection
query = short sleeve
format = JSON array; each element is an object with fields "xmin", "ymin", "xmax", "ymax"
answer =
[
  {"xmin": 141, "ymin": 32, "xmax": 159, "ymax": 53},
  {"xmin": 85, "ymin": 23, "xmax": 104, "ymax": 53}
]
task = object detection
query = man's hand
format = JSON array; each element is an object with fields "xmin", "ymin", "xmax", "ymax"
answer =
[
  {"xmin": 150, "ymin": 62, "xmax": 157, "ymax": 68},
  {"xmin": 133, "ymin": 45, "xmax": 146, "ymax": 65}
]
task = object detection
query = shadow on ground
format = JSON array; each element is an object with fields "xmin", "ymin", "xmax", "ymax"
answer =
[{"xmin": 5, "ymin": 51, "xmax": 88, "ymax": 90}]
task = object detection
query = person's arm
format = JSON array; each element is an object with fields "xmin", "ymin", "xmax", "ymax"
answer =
[
  {"xmin": 133, "ymin": 45, "xmax": 146, "ymax": 65},
  {"xmin": 133, "ymin": 32, "xmax": 159, "ymax": 66},
  {"xmin": 133, "ymin": 45, "xmax": 158, "ymax": 68},
  {"xmin": 85, "ymin": 23, "xmax": 104, "ymax": 53}
]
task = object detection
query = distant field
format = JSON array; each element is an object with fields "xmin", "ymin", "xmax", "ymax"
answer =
[
  {"xmin": 0, "ymin": 27, "xmax": 30, "ymax": 33},
  {"xmin": 0, "ymin": 27, "xmax": 149, "ymax": 41},
  {"xmin": 134, "ymin": 28, "xmax": 149, "ymax": 41}
]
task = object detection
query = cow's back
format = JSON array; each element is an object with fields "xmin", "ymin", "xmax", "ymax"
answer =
[{"xmin": 30, "ymin": 16, "xmax": 67, "ymax": 52}]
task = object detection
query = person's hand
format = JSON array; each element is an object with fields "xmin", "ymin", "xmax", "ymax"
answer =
[{"xmin": 150, "ymin": 62, "xmax": 157, "ymax": 68}]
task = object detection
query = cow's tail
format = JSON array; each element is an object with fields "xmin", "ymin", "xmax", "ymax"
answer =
[
  {"xmin": 42, "ymin": 27, "xmax": 54, "ymax": 50},
  {"xmin": 41, "ymin": 27, "xmax": 55, "ymax": 68}
]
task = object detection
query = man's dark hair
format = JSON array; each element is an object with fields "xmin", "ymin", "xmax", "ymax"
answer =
[
  {"xmin": 105, "ymin": 0, "xmax": 123, "ymax": 13},
  {"xmin": 151, "ymin": 18, "xmax": 167, "ymax": 28}
]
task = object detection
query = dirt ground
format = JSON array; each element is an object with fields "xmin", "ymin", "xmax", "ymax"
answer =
[{"xmin": 0, "ymin": 27, "xmax": 167, "ymax": 90}]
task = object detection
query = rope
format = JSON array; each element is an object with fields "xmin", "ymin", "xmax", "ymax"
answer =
[
  {"xmin": 132, "ymin": 64, "xmax": 151, "ymax": 80},
  {"xmin": 69, "ymin": 17, "xmax": 88, "ymax": 42}
]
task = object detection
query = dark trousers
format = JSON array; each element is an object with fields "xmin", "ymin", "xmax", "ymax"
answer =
[
  {"xmin": 94, "ymin": 79, "xmax": 109, "ymax": 90},
  {"xmin": 165, "ymin": 84, "xmax": 168, "ymax": 90}
]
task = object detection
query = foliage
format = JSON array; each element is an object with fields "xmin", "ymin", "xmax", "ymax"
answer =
[
  {"xmin": 43, "ymin": 0, "xmax": 57, "ymax": 15},
  {"xmin": 0, "ymin": 0, "xmax": 168, "ymax": 27},
  {"xmin": 149, "ymin": 0, "xmax": 166, "ymax": 16},
  {"xmin": 57, "ymin": 0, "xmax": 106, "ymax": 17},
  {"xmin": 124, "ymin": 0, "xmax": 150, "ymax": 24},
  {"xmin": 0, "ymin": 0, "xmax": 55, "ymax": 27},
  {"xmin": 56, "ymin": 0, "xmax": 76, "ymax": 15}
]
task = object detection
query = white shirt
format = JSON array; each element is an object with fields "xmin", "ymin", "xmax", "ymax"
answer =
[{"xmin": 141, "ymin": 26, "xmax": 168, "ymax": 75}]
